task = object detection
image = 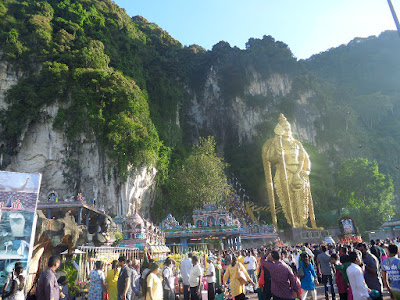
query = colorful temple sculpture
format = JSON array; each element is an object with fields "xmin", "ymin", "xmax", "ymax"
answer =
[
  {"xmin": 192, "ymin": 204, "xmax": 241, "ymax": 227},
  {"xmin": 337, "ymin": 216, "xmax": 362, "ymax": 244},
  {"xmin": 37, "ymin": 191, "xmax": 116, "ymax": 244},
  {"xmin": 119, "ymin": 214, "xmax": 168, "ymax": 252},
  {"xmin": 161, "ymin": 204, "xmax": 278, "ymax": 253}
]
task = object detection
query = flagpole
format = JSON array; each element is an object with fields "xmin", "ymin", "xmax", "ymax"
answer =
[{"xmin": 387, "ymin": 0, "xmax": 400, "ymax": 37}]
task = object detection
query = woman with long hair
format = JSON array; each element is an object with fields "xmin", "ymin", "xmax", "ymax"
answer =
[
  {"xmin": 223, "ymin": 256, "xmax": 254, "ymax": 300},
  {"xmin": 3, "ymin": 265, "xmax": 25, "ymax": 300},
  {"xmin": 88, "ymin": 261, "xmax": 106, "ymax": 300},
  {"xmin": 146, "ymin": 263, "xmax": 162, "ymax": 300},
  {"xmin": 298, "ymin": 253, "xmax": 318, "ymax": 300},
  {"xmin": 106, "ymin": 260, "xmax": 120, "ymax": 300}
]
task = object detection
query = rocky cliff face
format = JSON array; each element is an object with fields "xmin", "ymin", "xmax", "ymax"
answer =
[
  {"xmin": 0, "ymin": 57, "xmax": 332, "ymax": 218},
  {"xmin": 0, "ymin": 61, "xmax": 157, "ymax": 218},
  {"xmin": 186, "ymin": 67, "xmax": 320, "ymax": 148}
]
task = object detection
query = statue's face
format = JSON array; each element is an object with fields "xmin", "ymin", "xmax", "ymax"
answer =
[{"xmin": 274, "ymin": 121, "xmax": 292, "ymax": 137}]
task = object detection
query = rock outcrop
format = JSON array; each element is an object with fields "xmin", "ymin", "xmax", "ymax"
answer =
[
  {"xmin": 186, "ymin": 67, "xmax": 319, "ymax": 148},
  {"xmin": 0, "ymin": 61, "xmax": 157, "ymax": 217}
]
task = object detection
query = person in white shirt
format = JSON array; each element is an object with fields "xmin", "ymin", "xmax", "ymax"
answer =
[
  {"xmin": 346, "ymin": 250, "xmax": 371, "ymax": 300},
  {"xmin": 205, "ymin": 256, "xmax": 216, "ymax": 300},
  {"xmin": 303, "ymin": 244, "xmax": 315, "ymax": 260},
  {"xmin": 163, "ymin": 258, "xmax": 175, "ymax": 300},
  {"xmin": 180, "ymin": 253, "xmax": 193, "ymax": 300},
  {"xmin": 189, "ymin": 256, "xmax": 203, "ymax": 300},
  {"xmin": 243, "ymin": 251, "xmax": 258, "ymax": 284},
  {"xmin": 293, "ymin": 248, "xmax": 300, "ymax": 268}
]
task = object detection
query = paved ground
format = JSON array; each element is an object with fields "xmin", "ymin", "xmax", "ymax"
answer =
[{"xmin": 243, "ymin": 284, "xmax": 391, "ymax": 300}]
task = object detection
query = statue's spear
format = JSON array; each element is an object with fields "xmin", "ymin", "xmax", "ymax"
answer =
[
  {"xmin": 262, "ymin": 141, "xmax": 278, "ymax": 230},
  {"xmin": 387, "ymin": 0, "xmax": 400, "ymax": 38},
  {"xmin": 279, "ymin": 135, "xmax": 295, "ymax": 227}
]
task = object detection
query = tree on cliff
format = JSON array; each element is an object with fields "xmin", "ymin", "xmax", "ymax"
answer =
[
  {"xmin": 336, "ymin": 157, "xmax": 395, "ymax": 232},
  {"xmin": 167, "ymin": 136, "xmax": 229, "ymax": 220}
]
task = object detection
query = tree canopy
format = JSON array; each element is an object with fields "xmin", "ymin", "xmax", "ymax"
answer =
[
  {"xmin": 336, "ymin": 157, "xmax": 395, "ymax": 232},
  {"xmin": 167, "ymin": 136, "xmax": 229, "ymax": 220}
]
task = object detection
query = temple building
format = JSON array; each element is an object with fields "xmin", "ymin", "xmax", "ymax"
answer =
[
  {"xmin": 161, "ymin": 204, "xmax": 278, "ymax": 253},
  {"xmin": 119, "ymin": 214, "xmax": 169, "ymax": 253}
]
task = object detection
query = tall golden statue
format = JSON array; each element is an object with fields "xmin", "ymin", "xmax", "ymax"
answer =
[{"xmin": 262, "ymin": 114, "xmax": 319, "ymax": 229}]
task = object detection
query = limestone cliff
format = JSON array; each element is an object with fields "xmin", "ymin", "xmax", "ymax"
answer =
[
  {"xmin": 0, "ymin": 61, "xmax": 156, "ymax": 218},
  {"xmin": 186, "ymin": 67, "xmax": 320, "ymax": 149}
]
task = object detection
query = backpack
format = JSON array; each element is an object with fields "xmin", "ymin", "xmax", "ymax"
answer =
[
  {"xmin": 131, "ymin": 269, "xmax": 140, "ymax": 293},
  {"xmin": 133, "ymin": 277, "xmax": 141, "ymax": 293}
]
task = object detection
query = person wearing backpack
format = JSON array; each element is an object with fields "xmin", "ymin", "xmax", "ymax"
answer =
[
  {"xmin": 2, "ymin": 265, "xmax": 25, "ymax": 300},
  {"xmin": 1, "ymin": 262, "xmax": 23, "ymax": 299},
  {"xmin": 382, "ymin": 244, "xmax": 400, "ymax": 300},
  {"xmin": 298, "ymin": 253, "xmax": 318, "ymax": 300},
  {"xmin": 163, "ymin": 259, "xmax": 175, "ymax": 300},
  {"xmin": 129, "ymin": 259, "xmax": 141, "ymax": 300}
]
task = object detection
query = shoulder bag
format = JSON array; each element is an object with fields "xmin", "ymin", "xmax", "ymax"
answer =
[
  {"xmin": 236, "ymin": 264, "xmax": 248, "ymax": 285},
  {"xmin": 297, "ymin": 264, "xmax": 305, "ymax": 279}
]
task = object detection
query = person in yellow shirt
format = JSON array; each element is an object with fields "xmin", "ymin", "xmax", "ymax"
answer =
[
  {"xmin": 146, "ymin": 263, "xmax": 163, "ymax": 300},
  {"xmin": 106, "ymin": 260, "xmax": 120, "ymax": 300},
  {"xmin": 223, "ymin": 256, "xmax": 255, "ymax": 300},
  {"xmin": 238, "ymin": 251, "xmax": 245, "ymax": 266}
]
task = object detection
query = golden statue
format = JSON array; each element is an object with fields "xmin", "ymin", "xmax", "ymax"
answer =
[{"xmin": 262, "ymin": 114, "xmax": 319, "ymax": 229}]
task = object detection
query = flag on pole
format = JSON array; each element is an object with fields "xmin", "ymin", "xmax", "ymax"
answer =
[{"xmin": 141, "ymin": 247, "xmax": 151, "ymax": 269}]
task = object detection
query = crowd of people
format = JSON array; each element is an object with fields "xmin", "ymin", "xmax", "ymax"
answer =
[
  {"xmin": 3, "ymin": 238, "xmax": 400, "ymax": 300},
  {"xmin": 212, "ymin": 239, "xmax": 400, "ymax": 300},
  {"xmin": 226, "ymin": 191, "xmax": 254, "ymax": 226}
]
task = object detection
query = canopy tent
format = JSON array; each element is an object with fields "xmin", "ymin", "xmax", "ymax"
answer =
[{"xmin": 149, "ymin": 245, "xmax": 170, "ymax": 254}]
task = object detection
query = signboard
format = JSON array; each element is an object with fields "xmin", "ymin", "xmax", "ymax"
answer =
[{"xmin": 0, "ymin": 171, "xmax": 42, "ymax": 288}]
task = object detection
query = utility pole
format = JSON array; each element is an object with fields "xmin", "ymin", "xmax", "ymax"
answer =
[{"xmin": 387, "ymin": 0, "xmax": 400, "ymax": 37}]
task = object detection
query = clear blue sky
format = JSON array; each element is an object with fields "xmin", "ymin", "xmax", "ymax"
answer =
[{"xmin": 114, "ymin": 0, "xmax": 398, "ymax": 59}]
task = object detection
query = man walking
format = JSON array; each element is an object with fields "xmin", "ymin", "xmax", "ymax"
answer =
[
  {"xmin": 370, "ymin": 240, "xmax": 382, "ymax": 266},
  {"xmin": 118, "ymin": 256, "xmax": 132, "ymax": 300},
  {"xmin": 346, "ymin": 251, "xmax": 371, "ymax": 300},
  {"xmin": 189, "ymin": 256, "xmax": 202, "ymax": 300},
  {"xmin": 163, "ymin": 258, "xmax": 175, "ymax": 300},
  {"xmin": 262, "ymin": 251, "xmax": 299, "ymax": 300},
  {"xmin": 357, "ymin": 243, "xmax": 383, "ymax": 300},
  {"xmin": 317, "ymin": 245, "xmax": 335, "ymax": 300},
  {"xmin": 181, "ymin": 253, "xmax": 193, "ymax": 300},
  {"xmin": 129, "ymin": 259, "xmax": 140, "ymax": 300},
  {"xmin": 382, "ymin": 244, "xmax": 400, "ymax": 300},
  {"xmin": 205, "ymin": 256, "xmax": 216, "ymax": 300},
  {"xmin": 36, "ymin": 255, "xmax": 62, "ymax": 300},
  {"xmin": 244, "ymin": 250, "xmax": 258, "ymax": 284}
]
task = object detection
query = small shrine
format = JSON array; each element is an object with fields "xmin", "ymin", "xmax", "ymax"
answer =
[
  {"xmin": 337, "ymin": 216, "xmax": 362, "ymax": 244},
  {"xmin": 161, "ymin": 214, "xmax": 180, "ymax": 229},
  {"xmin": 192, "ymin": 204, "xmax": 240, "ymax": 227},
  {"xmin": 161, "ymin": 203, "xmax": 277, "ymax": 253},
  {"xmin": 119, "ymin": 214, "xmax": 167, "ymax": 251}
]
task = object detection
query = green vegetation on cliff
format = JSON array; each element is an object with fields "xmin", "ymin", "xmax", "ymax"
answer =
[
  {"xmin": 0, "ymin": 0, "xmax": 185, "ymax": 179},
  {"xmin": 1, "ymin": 0, "xmax": 400, "ymax": 230}
]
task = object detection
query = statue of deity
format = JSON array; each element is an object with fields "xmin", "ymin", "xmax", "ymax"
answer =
[{"xmin": 262, "ymin": 114, "xmax": 319, "ymax": 230}]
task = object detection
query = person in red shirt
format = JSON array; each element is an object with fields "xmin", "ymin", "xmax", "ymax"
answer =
[
  {"xmin": 331, "ymin": 254, "xmax": 348, "ymax": 300},
  {"xmin": 262, "ymin": 251, "xmax": 300, "ymax": 300}
]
